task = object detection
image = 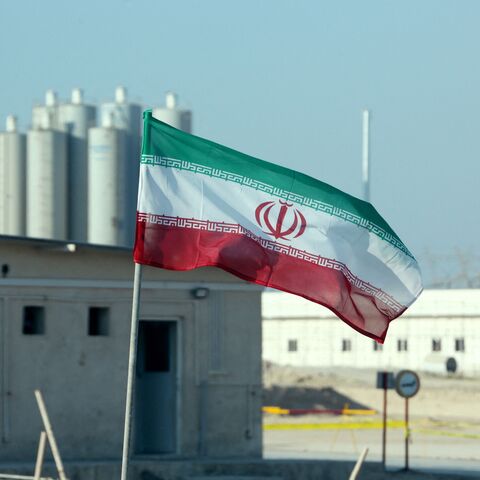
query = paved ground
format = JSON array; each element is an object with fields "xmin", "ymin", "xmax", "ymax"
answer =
[
  {"xmin": 263, "ymin": 364, "xmax": 480, "ymax": 478},
  {"xmin": 264, "ymin": 427, "xmax": 480, "ymax": 476}
]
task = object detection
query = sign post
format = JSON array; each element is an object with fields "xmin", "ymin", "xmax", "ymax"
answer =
[
  {"xmin": 395, "ymin": 370, "xmax": 420, "ymax": 471},
  {"xmin": 376, "ymin": 371, "xmax": 394, "ymax": 469}
]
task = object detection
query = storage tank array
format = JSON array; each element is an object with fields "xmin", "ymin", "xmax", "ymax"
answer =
[{"xmin": 0, "ymin": 88, "xmax": 192, "ymax": 246}]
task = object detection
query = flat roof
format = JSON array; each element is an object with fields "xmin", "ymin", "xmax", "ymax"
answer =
[
  {"xmin": 0, "ymin": 234, "xmax": 132, "ymax": 254},
  {"xmin": 262, "ymin": 289, "xmax": 480, "ymax": 319}
]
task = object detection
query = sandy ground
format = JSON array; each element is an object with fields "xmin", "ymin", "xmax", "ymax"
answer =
[{"xmin": 262, "ymin": 363, "xmax": 480, "ymax": 475}]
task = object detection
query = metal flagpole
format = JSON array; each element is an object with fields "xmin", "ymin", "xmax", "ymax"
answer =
[{"xmin": 120, "ymin": 262, "xmax": 143, "ymax": 480}]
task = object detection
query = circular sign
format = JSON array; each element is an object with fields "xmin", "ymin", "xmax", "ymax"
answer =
[{"xmin": 395, "ymin": 370, "xmax": 420, "ymax": 398}]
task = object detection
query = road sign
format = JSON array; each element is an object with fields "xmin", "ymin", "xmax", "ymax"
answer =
[
  {"xmin": 395, "ymin": 370, "xmax": 420, "ymax": 399},
  {"xmin": 376, "ymin": 371, "xmax": 395, "ymax": 389}
]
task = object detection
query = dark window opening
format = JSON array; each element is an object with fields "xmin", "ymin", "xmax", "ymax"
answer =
[
  {"xmin": 22, "ymin": 306, "xmax": 45, "ymax": 335},
  {"xmin": 432, "ymin": 338, "xmax": 442, "ymax": 352},
  {"xmin": 88, "ymin": 307, "xmax": 109, "ymax": 336},
  {"xmin": 288, "ymin": 339, "xmax": 298, "ymax": 352},
  {"xmin": 342, "ymin": 339, "xmax": 352, "ymax": 352},
  {"xmin": 455, "ymin": 338, "xmax": 465, "ymax": 352},
  {"xmin": 373, "ymin": 341, "xmax": 383, "ymax": 351},
  {"xmin": 397, "ymin": 339, "xmax": 408, "ymax": 352},
  {"xmin": 142, "ymin": 322, "xmax": 170, "ymax": 372}
]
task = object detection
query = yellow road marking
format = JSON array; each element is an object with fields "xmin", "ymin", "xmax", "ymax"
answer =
[
  {"xmin": 263, "ymin": 421, "xmax": 480, "ymax": 439},
  {"xmin": 264, "ymin": 420, "xmax": 405, "ymax": 430},
  {"xmin": 413, "ymin": 429, "xmax": 480, "ymax": 440}
]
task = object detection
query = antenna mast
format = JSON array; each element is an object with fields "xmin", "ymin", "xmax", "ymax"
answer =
[{"xmin": 362, "ymin": 109, "xmax": 370, "ymax": 202}]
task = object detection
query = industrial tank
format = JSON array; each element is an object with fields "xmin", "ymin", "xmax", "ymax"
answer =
[
  {"xmin": 26, "ymin": 118, "xmax": 68, "ymax": 240},
  {"xmin": 99, "ymin": 86, "xmax": 142, "ymax": 245},
  {"xmin": 152, "ymin": 92, "xmax": 192, "ymax": 133},
  {"xmin": 57, "ymin": 88, "xmax": 97, "ymax": 242},
  {"xmin": 88, "ymin": 119, "xmax": 127, "ymax": 246},
  {"xmin": 0, "ymin": 116, "xmax": 26, "ymax": 236},
  {"xmin": 32, "ymin": 89, "xmax": 60, "ymax": 130}
]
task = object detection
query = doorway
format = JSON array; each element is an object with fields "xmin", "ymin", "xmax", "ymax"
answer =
[{"xmin": 135, "ymin": 320, "xmax": 178, "ymax": 454}]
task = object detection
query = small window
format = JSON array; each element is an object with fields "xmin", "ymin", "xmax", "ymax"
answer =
[
  {"xmin": 342, "ymin": 339, "xmax": 352, "ymax": 352},
  {"xmin": 373, "ymin": 341, "xmax": 383, "ymax": 351},
  {"xmin": 88, "ymin": 307, "xmax": 109, "ymax": 336},
  {"xmin": 397, "ymin": 339, "xmax": 408, "ymax": 352},
  {"xmin": 288, "ymin": 339, "xmax": 298, "ymax": 352},
  {"xmin": 432, "ymin": 338, "xmax": 442, "ymax": 352},
  {"xmin": 455, "ymin": 338, "xmax": 465, "ymax": 352},
  {"xmin": 22, "ymin": 306, "xmax": 45, "ymax": 335}
]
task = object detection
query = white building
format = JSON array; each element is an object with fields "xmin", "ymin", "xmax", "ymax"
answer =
[{"xmin": 262, "ymin": 289, "xmax": 480, "ymax": 376}]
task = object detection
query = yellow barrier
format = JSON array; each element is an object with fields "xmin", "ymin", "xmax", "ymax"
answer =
[
  {"xmin": 262, "ymin": 406, "xmax": 377, "ymax": 416},
  {"xmin": 263, "ymin": 406, "xmax": 289, "ymax": 415},
  {"xmin": 342, "ymin": 409, "xmax": 376, "ymax": 416}
]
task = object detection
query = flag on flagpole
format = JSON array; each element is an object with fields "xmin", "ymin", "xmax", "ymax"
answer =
[{"xmin": 134, "ymin": 111, "xmax": 422, "ymax": 342}]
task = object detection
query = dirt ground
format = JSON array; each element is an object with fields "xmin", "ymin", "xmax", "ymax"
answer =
[{"xmin": 263, "ymin": 362, "xmax": 480, "ymax": 420}]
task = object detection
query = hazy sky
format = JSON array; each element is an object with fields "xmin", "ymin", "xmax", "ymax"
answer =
[{"xmin": 1, "ymin": 1, "xmax": 479, "ymax": 284}]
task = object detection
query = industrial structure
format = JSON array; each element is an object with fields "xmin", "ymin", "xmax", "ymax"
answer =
[
  {"xmin": 0, "ymin": 115, "xmax": 26, "ymax": 236},
  {"xmin": 0, "ymin": 87, "xmax": 192, "ymax": 246},
  {"xmin": 263, "ymin": 289, "xmax": 480, "ymax": 376}
]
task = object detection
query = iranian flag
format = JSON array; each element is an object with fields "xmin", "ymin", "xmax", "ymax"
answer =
[{"xmin": 134, "ymin": 111, "xmax": 422, "ymax": 342}]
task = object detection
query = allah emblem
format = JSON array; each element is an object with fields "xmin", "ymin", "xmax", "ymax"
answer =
[{"xmin": 255, "ymin": 200, "xmax": 307, "ymax": 241}]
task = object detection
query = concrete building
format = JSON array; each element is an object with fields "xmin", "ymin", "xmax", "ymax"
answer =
[
  {"xmin": 263, "ymin": 289, "xmax": 480, "ymax": 376},
  {"xmin": 0, "ymin": 236, "xmax": 262, "ymax": 468}
]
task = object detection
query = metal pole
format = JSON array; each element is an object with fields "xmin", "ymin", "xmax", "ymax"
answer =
[
  {"xmin": 362, "ymin": 109, "xmax": 370, "ymax": 203},
  {"xmin": 382, "ymin": 372, "xmax": 387, "ymax": 469},
  {"xmin": 120, "ymin": 262, "xmax": 143, "ymax": 480},
  {"xmin": 33, "ymin": 391, "xmax": 67, "ymax": 480},
  {"xmin": 405, "ymin": 397, "xmax": 410, "ymax": 471}
]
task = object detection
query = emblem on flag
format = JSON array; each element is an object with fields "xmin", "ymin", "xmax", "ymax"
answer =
[{"xmin": 255, "ymin": 200, "xmax": 307, "ymax": 241}]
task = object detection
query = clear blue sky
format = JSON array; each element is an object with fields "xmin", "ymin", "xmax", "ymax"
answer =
[{"xmin": 1, "ymin": 0, "xmax": 479, "ymax": 284}]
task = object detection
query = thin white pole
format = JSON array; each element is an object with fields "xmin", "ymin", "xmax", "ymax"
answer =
[
  {"xmin": 120, "ymin": 262, "xmax": 143, "ymax": 480},
  {"xmin": 0, "ymin": 475, "xmax": 53, "ymax": 480},
  {"xmin": 349, "ymin": 446, "xmax": 369, "ymax": 480},
  {"xmin": 33, "ymin": 391, "xmax": 67, "ymax": 480},
  {"xmin": 33, "ymin": 431, "xmax": 47, "ymax": 480},
  {"xmin": 362, "ymin": 109, "xmax": 370, "ymax": 203}
]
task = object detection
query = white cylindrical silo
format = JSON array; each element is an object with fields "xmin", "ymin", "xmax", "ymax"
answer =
[
  {"xmin": 100, "ymin": 86, "xmax": 142, "ymax": 133},
  {"xmin": 26, "ymin": 128, "xmax": 68, "ymax": 240},
  {"xmin": 32, "ymin": 89, "xmax": 60, "ymax": 130},
  {"xmin": 88, "ymin": 126, "xmax": 127, "ymax": 246},
  {"xmin": 58, "ymin": 88, "xmax": 97, "ymax": 242},
  {"xmin": 0, "ymin": 116, "xmax": 26, "ymax": 236},
  {"xmin": 99, "ymin": 86, "xmax": 142, "ymax": 246},
  {"xmin": 152, "ymin": 92, "xmax": 192, "ymax": 133}
]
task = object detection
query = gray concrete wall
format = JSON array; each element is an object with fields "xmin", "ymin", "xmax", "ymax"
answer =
[{"xmin": 0, "ymin": 237, "xmax": 262, "ymax": 462}]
